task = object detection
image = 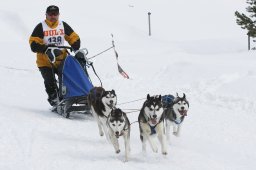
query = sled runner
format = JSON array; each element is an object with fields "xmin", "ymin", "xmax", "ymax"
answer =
[{"xmin": 49, "ymin": 47, "xmax": 94, "ymax": 118}]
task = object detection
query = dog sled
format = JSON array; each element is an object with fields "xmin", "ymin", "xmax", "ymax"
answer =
[
  {"xmin": 49, "ymin": 47, "xmax": 94, "ymax": 118},
  {"xmin": 47, "ymin": 35, "xmax": 128, "ymax": 118}
]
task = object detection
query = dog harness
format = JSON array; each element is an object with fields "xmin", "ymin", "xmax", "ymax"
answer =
[
  {"xmin": 149, "ymin": 125, "xmax": 157, "ymax": 135},
  {"xmin": 169, "ymin": 108, "xmax": 184, "ymax": 125},
  {"xmin": 172, "ymin": 118, "xmax": 183, "ymax": 124},
  {"xmin": 142, "ymin": 113, "xmax": 165, "ymax": 135}
]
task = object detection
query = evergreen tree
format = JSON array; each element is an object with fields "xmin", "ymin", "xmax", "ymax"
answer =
[{"xmin": 235, "ymin": 0, "xmax": 256, "ymax": 37}]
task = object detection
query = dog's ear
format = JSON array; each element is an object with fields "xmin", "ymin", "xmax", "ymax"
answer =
[
  {"xmin": 182, "ymin": 93, "xmax": 186, "ymax": 99},
  {"xmin": 147, "ymin": 94, "xmax": 150, "ymax": 100},
  {"xmin": 158, "ymin": 95, "xmax": 162, "ymax": 100},
  {"xmin": 176, "ymin": 93, "xmax": 179, "ymax": 97},
  {"xmin": 111, "ymin": 89, "xmax": 115, "ymax": 95}
]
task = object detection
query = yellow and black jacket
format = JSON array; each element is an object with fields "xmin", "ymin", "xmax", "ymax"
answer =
[{"xmin": 29, "ymin": 19, "xmax": 80, "ymax": 68}]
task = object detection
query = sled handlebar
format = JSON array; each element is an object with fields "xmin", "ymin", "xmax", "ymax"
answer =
[
  {"xmin": 57, "ymin": 46, "xmax": 89, "ymax": 56},
  {"xmin": 75, "ymin": 48, "xmax": 88, "ymax": 55},
  {"xmin": 57, "ymin": 46, "xmax": 74, "ymax": 51},
  {"xmin": 46, "ymin": 46, "xmax": 89, "ymax": 64}
]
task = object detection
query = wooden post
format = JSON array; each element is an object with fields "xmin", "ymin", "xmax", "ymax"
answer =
[
  {"xmin": 248, "ymin": 34, "xmax": 250, "ymax": 50},
  {"xmin": 148, "ymin": 12, "xmax": 151, "ymax": 36}
]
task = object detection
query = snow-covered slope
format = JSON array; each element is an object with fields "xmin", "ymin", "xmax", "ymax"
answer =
[{"xmin": 1, "ymin": 0, "xmax": 256, "ymax": 170}]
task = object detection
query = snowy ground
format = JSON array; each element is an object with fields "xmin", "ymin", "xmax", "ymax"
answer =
[{"xmin": 1, "ymin": 0, "xmax": 256, "ymax": 170}]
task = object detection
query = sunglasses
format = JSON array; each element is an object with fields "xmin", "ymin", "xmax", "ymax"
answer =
[{"xmin": 47, "ymin": 12, "xmax": 59, "ymax": 16}]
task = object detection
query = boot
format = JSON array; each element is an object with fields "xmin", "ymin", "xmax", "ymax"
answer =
[{"xmin": 47, "ymin": 93, "xmax": 58, "ymax": 106}]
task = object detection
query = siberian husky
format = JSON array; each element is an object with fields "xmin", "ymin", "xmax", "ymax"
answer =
[
  {"xmin": 87, "ymin": 87, "xmax": 117, "ymax": 141},
  {"xmin": 107, "ymin": 108, "xmax": 130, "ymax": 162},
  {"xmin": 164, "ymin": 93, "xmax": 189, "ymax": 141},
  {"xmin": 138, "ymin": 94, "xmax": 167, "ymax": 155}
]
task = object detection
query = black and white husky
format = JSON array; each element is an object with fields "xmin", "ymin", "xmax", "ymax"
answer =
[
  {"xmin": 138, "ymin": 94, "xmax": 167, "ymax": 155},
  {"xmin": 87, "ymin": 87, "xmax": 117, "ymax": 141},
  {"xmin": 164, "ymin": 93, "xmax": 189, "ymax": 141},
  {"xmin": 107, "ymin": 108, "xmax": 130, "ymax": 162}
]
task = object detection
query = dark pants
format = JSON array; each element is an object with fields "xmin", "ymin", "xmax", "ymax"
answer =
[{"xmin": 39, "ymin": 67, "xmax": 58, "ymax": 99}]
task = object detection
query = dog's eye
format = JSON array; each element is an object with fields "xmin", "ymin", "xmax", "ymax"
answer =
[
  {"xmin": 119, "ymin": 124, "xmax": 122, "ymax": 126},
  {"xmin": 149, "ymin": 108, "xmax": 153, "ymax": 111},
  {"xmin": 112, "ymin": 124, "xmax": 116, "ymax": 126}
]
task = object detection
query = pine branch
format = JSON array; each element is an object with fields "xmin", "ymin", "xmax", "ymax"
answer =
[
  {"xmin": 235, "ymin": 11, "xmax": 253, "ymax": 28},
  {"xmin": 235, "ymin": 0, "xmax": 256, "ymax": 37}
]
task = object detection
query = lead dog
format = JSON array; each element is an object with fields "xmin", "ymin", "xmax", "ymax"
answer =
[
  {"xmin": 107, "ymin": 108, "xmax": 130, "ymax": 162},
  {"xmin": 163, "ymin": 93, "xmax": 189, "ymax": 141},
  {"xmin": 87, "ymin": 87, "xmax": 117, "ymax": 141},
  {"xmin": 138, "ymin": 94, "xmax": 167, "ymax": 155}
]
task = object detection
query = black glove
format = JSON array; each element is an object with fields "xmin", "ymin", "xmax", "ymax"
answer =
[
  {"xmin": 75, "ymin": 51, "xmax": 89, "ymax": 65},
  {"xmin": 45, "ymin": 45, "xmax": 63, "ymax": 63},
  {"xmin": 75, "ymin": 51, "xmax": 85, "ymax": 60}
]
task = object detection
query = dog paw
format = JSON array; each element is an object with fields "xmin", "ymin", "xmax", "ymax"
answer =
[
  {"xmin": 162, "ymin": 151, "xmax": 168, "ymax": 155},
  {"xmin": 173, "ymin": 132, "xmax": 179, "ymax": 137},
  {"xmin": 116, "ymin": 149, "xmax": 120, "ymax": 154},
  {"xmin": 124, "ymin": 158, "xmax": 129, "ymax": 162},
  {"xmin": 99, "ymin": 131, "xmax": 104, "ymax": 136}
]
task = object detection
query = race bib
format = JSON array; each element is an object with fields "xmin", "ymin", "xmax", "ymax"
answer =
[{"xmin": 42, "ymin": 20, "xmax": 65, "ymax": 46}]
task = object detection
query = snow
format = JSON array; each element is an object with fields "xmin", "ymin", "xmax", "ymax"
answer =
[{"xmin": 0, "ymin": 0, "xmax": 256, "ymax": 169}]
